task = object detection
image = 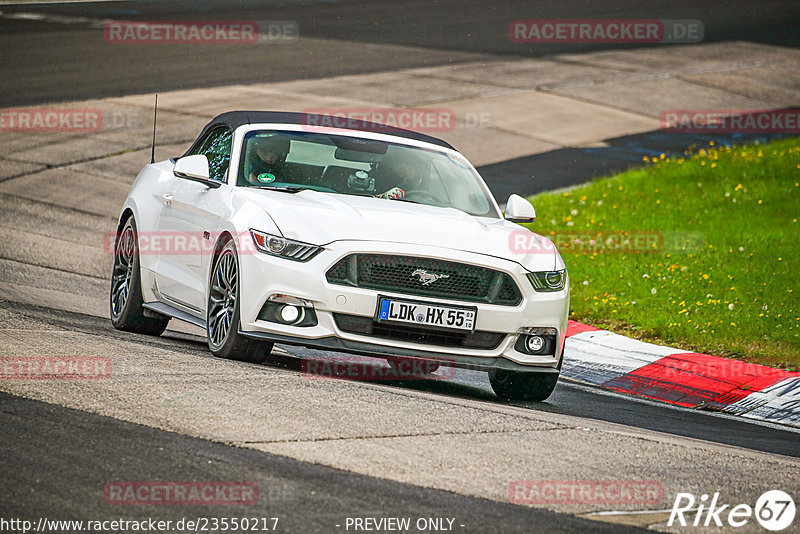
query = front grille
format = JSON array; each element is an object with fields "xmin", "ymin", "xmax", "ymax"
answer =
[
  {"xmin": 333, "ymin": 313, "xmax": 505, "ymax": 349},
  {"xmin": 326, "ymin": 254, "xmax": 522, "ymax": 306}
]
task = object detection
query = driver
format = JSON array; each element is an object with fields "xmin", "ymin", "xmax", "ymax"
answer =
[
  {"xmin": 375, "ymin": 153, "xmax": 427, "ymax": 199},
  {"xmin": 243, "ymin": 135, "xmax": 291, "ymax": 185}
]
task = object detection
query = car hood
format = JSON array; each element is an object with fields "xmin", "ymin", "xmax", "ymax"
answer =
[{"xmin": 236, "ymin": 189, "xmax": 559, "ymax": 271}]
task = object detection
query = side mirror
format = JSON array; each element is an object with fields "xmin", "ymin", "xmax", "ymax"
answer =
[
  {"xmin": 173, "ymin": 154, "xmax": 221, "ymax": 188},
  {"xmin": 504, "ymin": 194, "xmax": 536, "ymax": 223}
]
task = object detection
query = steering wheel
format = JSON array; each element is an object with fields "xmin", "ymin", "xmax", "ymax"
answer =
[{"xmin": 402, "ymin": 189, "xmax": 445, "ymax": 204}]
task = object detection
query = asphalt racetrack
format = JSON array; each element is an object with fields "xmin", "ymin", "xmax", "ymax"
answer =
[{"xmin": 1, "ymin": 1, "xmax": 799, "ymax": 532}]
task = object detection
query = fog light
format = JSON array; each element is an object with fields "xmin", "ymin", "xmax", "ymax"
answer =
[
  {"xmin": 515, "ymin": 331, "xmax": 556, "ymax": 355},
  {"xmin": 257, "ymin": 298, "xmax": 317, "ymax": 327},
  {"xmin": 279, "ymin": 304, "xmax": 301, "ymax": 324},
  {"xmin": 525, "ymin": 335, "xmax": 545, "ymax": 353}
]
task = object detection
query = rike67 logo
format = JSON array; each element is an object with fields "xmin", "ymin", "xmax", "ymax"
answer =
[{"xmin": 669, "ymin": 490, "xmax": 795, "ymax": 531}]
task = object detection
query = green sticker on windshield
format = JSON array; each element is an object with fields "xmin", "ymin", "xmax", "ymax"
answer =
[{"xmin": 257, "ymin": 173, "xmax": 276, "ymax": 183}]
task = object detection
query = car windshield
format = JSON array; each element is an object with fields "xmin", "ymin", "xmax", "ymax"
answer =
[{"xmin": 237, "ymin": 129, "xmax": 498, "ymax": 217}]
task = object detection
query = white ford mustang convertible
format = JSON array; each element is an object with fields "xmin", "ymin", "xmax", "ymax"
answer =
[{"xmin": 110, "ymin": 111, "xmax": 569, "ymax": 401}]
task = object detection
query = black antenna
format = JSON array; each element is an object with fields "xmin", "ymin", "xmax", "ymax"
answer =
[{"xmin": 150, "ymin": 93, "xmax": 158, "ymax": 164}]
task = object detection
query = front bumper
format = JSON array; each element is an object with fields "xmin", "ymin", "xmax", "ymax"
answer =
[{"xmin": 238, "ymin": 239, "xmax": 569, "ymax": 372}]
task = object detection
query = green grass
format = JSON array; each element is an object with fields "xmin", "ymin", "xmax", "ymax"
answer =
[{"xmin": 523, "ymin": 137, "xmax": 800, "ymax": 368}]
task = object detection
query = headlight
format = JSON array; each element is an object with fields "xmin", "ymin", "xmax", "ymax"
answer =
[
  {"xmin": 250, "ymin": 230, "xmax": 321, "ymax": 261},
  {"xmin": 527, "ymin": 269, "xmax": 566, "ymax": 292}
]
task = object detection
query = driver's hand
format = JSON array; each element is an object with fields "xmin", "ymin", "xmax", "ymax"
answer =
[{"xmin": 375, "ymin": 187, "xmax": 405, "ymax": 199}]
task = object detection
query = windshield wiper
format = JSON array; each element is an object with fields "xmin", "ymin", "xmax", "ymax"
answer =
[
  {"xmin": 388, "ymin": 197, "xmax": 420, "ymax": 204},
  {"xmin": 251, "ymin": 185, "xmax": 307, "ymax": 193}
]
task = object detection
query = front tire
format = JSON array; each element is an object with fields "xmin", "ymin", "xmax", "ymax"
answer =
[
  {"xmin": 110, "ymin": 217, "xmax": 170, "ymax": 336},
  {"xmin": 489, "ymin": 369, "xmax": 559, "ymax": 402},
  {"xmin": 207, "ymin": 239, "xmax": 273, "ymax": 363}
]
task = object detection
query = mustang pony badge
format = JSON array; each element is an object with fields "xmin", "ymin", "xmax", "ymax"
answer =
[{"xmin": 411, "ymin": 269, "xmax": 450, "ymax": 286}]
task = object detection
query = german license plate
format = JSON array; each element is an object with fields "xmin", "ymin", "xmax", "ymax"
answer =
[{"xmin": 377, "ymin": 296, "xmax": 476, "ymax": 331}]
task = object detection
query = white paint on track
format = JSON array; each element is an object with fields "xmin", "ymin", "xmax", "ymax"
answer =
[
  {"xmin": 725, "ymin": 376, "xmax": 800, "ymax": 426},
  {"xmin": 0, "ymin": 10, "xmax": 109, "ymax": 27},
  {"xmin": 561, "ymin": 329, "xmax": 681, "ymax": 386},
  {"xmin": 0, "ymin": 0, "xmax": 123, "ymax": 5},
  {"xmin": 562, "ymin": 323, "xmax": 800, "ymax": 428}
]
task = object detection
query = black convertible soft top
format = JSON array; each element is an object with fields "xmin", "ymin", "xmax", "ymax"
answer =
[{"xmin": 188, "ymin": 110, "xmax": 455, "ymax": 152}]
